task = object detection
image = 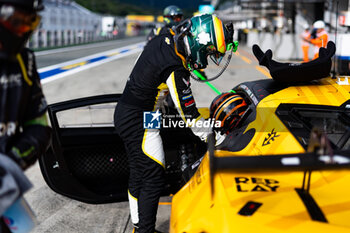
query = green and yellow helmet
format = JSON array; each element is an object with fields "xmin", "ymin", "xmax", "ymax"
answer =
[{"xmin": 183, "ymin": 14, "xmax": 234, "ymax": 70}]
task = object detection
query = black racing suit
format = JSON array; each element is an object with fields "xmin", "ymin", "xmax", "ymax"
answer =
[
  {"xmin": 0, "ymin": 48, "xmax": 51, "ymax": 169},
  {"xmin": 114, "ymin": 31, "xmax": 205, "ymax": 233}
]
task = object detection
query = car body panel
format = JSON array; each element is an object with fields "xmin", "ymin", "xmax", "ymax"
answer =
[
  {"xmin": 170, "ymin": 154, "xmax": 350, "ymax": 232},
  {"xmin": 170, "ymin": 77, "xmax": 350, "ymax": 232}
]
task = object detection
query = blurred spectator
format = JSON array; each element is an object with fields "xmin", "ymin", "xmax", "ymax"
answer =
[
  {"xmin": 0, "ymin": 0, "xmax": 52, "ymax": 230},
  {"xmin": 300, "ymin": 24, "xmax": 311, "ymax": 62},
  {"xmin": 147, "ymin": 5, "xmax": 183, "ymax": 42},
  {"xmin": 307, "ymin": 20, "xmax": 328, "ymax": 59}
]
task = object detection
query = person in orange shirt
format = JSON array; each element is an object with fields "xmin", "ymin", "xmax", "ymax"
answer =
[
  {"xmin": 300, "ymin": 24, "xmax": 311, "ymax": 62},
  {"xmin": 305, "ymin": 20, "xmax": 328, "ymax": 59}
]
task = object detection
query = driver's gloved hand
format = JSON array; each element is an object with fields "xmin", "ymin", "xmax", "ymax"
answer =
[
  {"xmin": 215, "ymin": 131, "xmax": 226, "ymax": 147},
  {"xmin": 190, "ymin": 118, "xmax": 212, "ymax": 142},
  {"xmin": 7, "ymin": 150, "xmax": 27, "ymax": 170},
  {"xmin": 190, "ymin": 118, "xmax": 226, "ymax": 146},
  {"xmin": 8, "ymin": 146, "xmax": 37, "ymax": 170}
]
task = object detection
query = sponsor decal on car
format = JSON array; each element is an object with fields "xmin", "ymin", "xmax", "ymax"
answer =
[
  {"xmin": 262, "ymin": 128, "xmax": 280, "ymax": 146},
  {"xmin": 235, "ymin": 177, "xmax": 280, "ymax": 192}
]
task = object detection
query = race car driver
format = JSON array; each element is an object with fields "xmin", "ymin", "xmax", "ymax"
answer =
[
  {"xmin": 146, "ymin": 5, "xmax": 183, "ymax": 42},
  {"xmin": 114, "ymin": 14, "xmax": 234, "ymax": 233},
  {"xmin": 0, "ymin": 0, "xmax": 51, "ymax": 170}
]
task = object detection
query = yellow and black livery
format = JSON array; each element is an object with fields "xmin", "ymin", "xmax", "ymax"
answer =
[{"xmin": 170, "ymin": 75, "xmax": 350, "ymax": 232}]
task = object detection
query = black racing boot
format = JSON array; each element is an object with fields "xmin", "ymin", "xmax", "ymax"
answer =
[{"xmin": 132, "ymin": 226, "xmax": 164, "ymax": 233}]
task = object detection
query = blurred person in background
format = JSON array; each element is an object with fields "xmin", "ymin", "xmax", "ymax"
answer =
[
  {"xmin": 0, "ymin": 0, "xmax": 52, "ymax": 231},
  {"xmin": 305, "ymin": 20, "xmax": 328, "ymax": 59},
  {"xmin": 147, "ymin": 5, "xmax": 183, "ymax": 42},
  {"xmin": 300, "ymin": 24, "xmax": 311, "ymax": 62},
  {"xmin": 0, "ymin": 0, "xmax": 51, "ymax": 176}
]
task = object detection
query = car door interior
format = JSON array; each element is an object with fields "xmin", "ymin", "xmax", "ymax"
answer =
[{"xmin": 40, "ymin": 94, "xmax": 207, "ymax": 204}]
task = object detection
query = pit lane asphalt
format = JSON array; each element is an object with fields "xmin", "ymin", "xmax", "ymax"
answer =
[
  {"xmin": 24, "ymin": 39, "xmax": 270, "ymax": 233},
  {"xmin": 35, "ymin": 36, "xmax": 146, "ymax": 68}
]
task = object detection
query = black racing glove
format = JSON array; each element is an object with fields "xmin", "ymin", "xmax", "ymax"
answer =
[
  {"xmin": 8, "ymin": 145, "xmax": 37, "ymax": 170},
  {"xmin": 8, "ymin": 125, "xmax": 52, "ymax": 170}
]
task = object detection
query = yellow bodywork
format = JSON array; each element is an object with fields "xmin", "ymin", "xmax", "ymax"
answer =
[{"xmin": 170, "ymin": 77, "xmax": 350, "ymax": 232}]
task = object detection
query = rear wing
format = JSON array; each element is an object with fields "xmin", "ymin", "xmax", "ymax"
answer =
[
  {"xmin": 207, "ymin": 131, "xmax": 350, "ymax": 222},
  {"xmin": 210, "ymin": 150, "xmax": 350, "ymax": 174},
  {"xmin": 208, "ymin": 132, "xmax": 350, "ymax": 197}
]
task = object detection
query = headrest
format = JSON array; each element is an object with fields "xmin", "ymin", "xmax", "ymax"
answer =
[{"xmin": 252, "ymin": 41, "xmax": 336, "ymax": 83}]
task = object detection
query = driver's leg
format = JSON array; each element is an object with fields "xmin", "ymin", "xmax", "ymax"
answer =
[
  {"xmin": 138, "ymin": 129, "xmax": 165, "ymax": 233},
  {"xmin": 115, "ymin": 104, "xmax": 165, "ymax": 233}
]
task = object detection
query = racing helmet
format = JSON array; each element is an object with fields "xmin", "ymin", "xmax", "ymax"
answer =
[
  {"xmin": 163, "ymin": 5, "xmax": 183, "ymax": 27},
  {"xmin": 182, "ymin": 14, "xmax": 234, "ymax": 70},
  {"xmin": 210, "ymin": 92, "xmax": 248, "ymax": 134},
  {"xmin": 0, "ymin": 0, "xmax": 43, "ymax": 60}
]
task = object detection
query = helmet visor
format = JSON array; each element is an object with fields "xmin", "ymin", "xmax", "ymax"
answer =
[
  {"xmin": 164, "ymin": 15, "xmax": 183, "ymax": 23},
  {"xmin": 172, "ymin": 15, "xmax": 183, "ymax": 22},
  {"xmin": 0, "ymin": 5, "xmax": 41, "ymax": 36}
]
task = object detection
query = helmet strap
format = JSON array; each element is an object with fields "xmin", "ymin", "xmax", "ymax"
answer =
[
  {"xmin": 174, "ymin": 19, "xmax": 191, "ymax": 41},
  {"xmin": 183, "ymin": 36, "xmax": 191, "ymax": 61},
  {"xmin": 174, "ymin": 19, "xmax": 193, "ymax": 69}
]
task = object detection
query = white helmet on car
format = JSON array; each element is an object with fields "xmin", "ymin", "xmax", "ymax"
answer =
[{"xmin": 313, "ymin": 20, "xmax": 325, "ymax": 29}]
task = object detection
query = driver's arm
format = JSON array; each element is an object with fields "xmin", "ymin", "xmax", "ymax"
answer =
[
  {"xmin": 166, "ymin": 69, "xmax": 200, "ymax": 121},
  {"xmin": 166, "ymin": 69, "xmax": 210, "ymax": 141},
  {"xmin": 310, "ymin": 34, "xmax": 328, "ymax": 47},
  {"xmin": 10, "ymin": 114, "xmax": 51, "ymax": 169},
  {"xmin": 9, "ymin": 57, "xmax": 52, "ymax": 169}
]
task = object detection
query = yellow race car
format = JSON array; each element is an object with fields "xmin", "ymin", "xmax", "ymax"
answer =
[
  {"xmin": 170, "ymin": 76, "xmax": 350, "ymax": 233},
  {"xmin": 170, "ymin": 41, "xmax": 350, "ymax": 232}
]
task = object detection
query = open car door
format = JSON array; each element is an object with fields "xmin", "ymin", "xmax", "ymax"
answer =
[
  {"xmin": 39, "ymin": 94, "xmax": 207, "ymax": 204},
  {"xmin": 39, "ymin": 94, "xmax": 129, "ymax": 204}
]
